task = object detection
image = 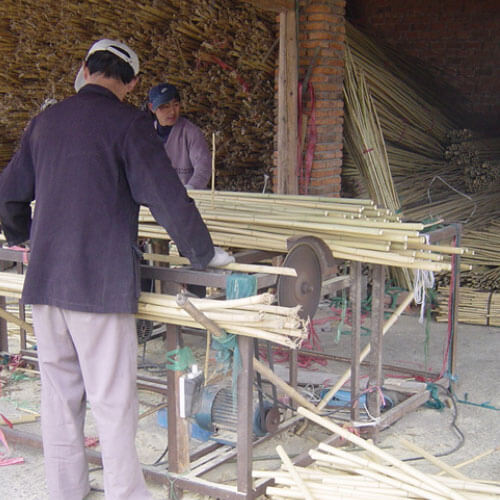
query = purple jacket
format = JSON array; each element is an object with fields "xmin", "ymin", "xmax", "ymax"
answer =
[
  {"xmin": 161, "ymin": 117, "xmax": 212, "ymax": 188},
  {"xmin": 0, "ymin": 84, "xmax": 214, "ymax": 313}
]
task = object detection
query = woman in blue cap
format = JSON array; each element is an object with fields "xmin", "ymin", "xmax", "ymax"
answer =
[{"xmin": 148, "ymin": 83, "xmax": 212, "ymax": 190}]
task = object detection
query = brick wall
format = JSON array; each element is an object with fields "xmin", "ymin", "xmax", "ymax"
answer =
[
  {"xmin": 297, "ymin": 0, "xmax": 346, "ymax": 197},
  {"xmin": 347, "ymin": 0, "xmax": 500, "ymax": 131}
]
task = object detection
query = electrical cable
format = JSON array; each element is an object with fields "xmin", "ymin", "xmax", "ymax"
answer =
[
  {"xmin": 140, "ymin": 444, "xmax": 169, "ymax": 468},
  {"xmin": 402, "ymin": 383, "xmax": 465, "ymax": 462}
]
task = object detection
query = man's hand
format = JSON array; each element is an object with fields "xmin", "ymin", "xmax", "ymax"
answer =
[{"xmin": 208, "ymin": 247, "xmax": 235, "ymax": 267}]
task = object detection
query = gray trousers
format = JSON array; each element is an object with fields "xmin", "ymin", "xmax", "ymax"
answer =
[{"xmin": 32, "ymin": 305, "xmax": 152, "ymax": 500}]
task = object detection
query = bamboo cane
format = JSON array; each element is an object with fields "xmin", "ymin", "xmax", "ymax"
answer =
[
  {"xmin": 0, "ymin": 307, "xmax": 33, "ymax": 333},
  {"xmin": 142, "ymin": 252, "xmax": 297, "ymax": 276},
  {"xmin": 437, "ymin": 445, "xmax": 500, "ymax": 476},
  {"xmin": 275, "ymin": 445, "xmax": 314, "ymax": 500},
  {"xmin": 310, "ymin": 448, "xmax": 449, "ymax": 500},
  {"xmin": 397, "ymin": 436, "xmax": 470, "ymax": 481},
  {"xmin": 316, "ymin": 290, "xmax": 415, "ymax": 411}
]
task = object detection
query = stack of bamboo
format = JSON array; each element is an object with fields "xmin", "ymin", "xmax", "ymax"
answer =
[
  {"xmin": 0, "ymin": 0, "xmax": 276, "ymax": 191},
  {"xmin": 139, "ymin": 190, "xmax": 471, "ymax": 275},
  {"xmin": 343, "ymin": 47, "xmax": 399, "ymax": 213},
  {"xmin": 0, "ymin": 272, "xmax": 308, "ymax": 349},
  {"xmin": 435, "ymin": 221, "xmax": 500, "ymax": 321},
  {"xmin": 254, "ymin": 407, "xmax": 500, "ymax": 500},
  {"xmin": 343, "ymin": 22, "xmax": 500, "ymax": 324},
  {"xmin": 343, "ymin": 22, "xmax": 461, "ymax": 212},
  {"xmin": 436, "ymin": 286, "xmax": 500, "ymax": 326},
  {"xmin": 445, "ymin": 131, "xmax": 500, "ymax": 194}
]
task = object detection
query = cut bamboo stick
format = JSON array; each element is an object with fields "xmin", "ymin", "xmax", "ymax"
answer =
[
  {"xmin": 142, "ymin": 252, "xmax": 297, "ymax": 276},
  {"xmin": 276, "ymin": 445, "xmax": 314, "ymax": 500},
  {"xmin": 397, "ymin": 436, "xmax": 470, "ymax": 481}
]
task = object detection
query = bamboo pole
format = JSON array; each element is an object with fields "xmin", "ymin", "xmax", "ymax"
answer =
[
  {"xmin": 437, "ymin": 445, "xmax": 500, "ymax": 476},
  {"xmin": 0, "ymin": 307, "xmax": 33, "ymax": 333},
  {"xmin": 253, "ymin": 358, "xmax": 318, "ymax": 413},
  {"xmin": 0, "ymin": 272, "xmax": 307, "ymax": 349},
  {"xmin": 397, "ymin": 436, "xmax": 470, "ymax": 481},
  {"xmin": 275, "ymin": 445, "xmax": 314, "ymax": 500},
  {"xmin": 310, "ymin": 448, "xmax": 449, "ymax": 500},
  {"xmin": 316, "ymin": 290, "xmax": 415, "ymax": 411},
  {"xmin": 142, "ymin": 252, "xmax": 297, "ymax": 276}
]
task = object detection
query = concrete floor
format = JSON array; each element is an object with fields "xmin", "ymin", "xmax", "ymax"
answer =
[{"xmin": 1, "ymin": 302, "xmax": 499, "ymax": 499}]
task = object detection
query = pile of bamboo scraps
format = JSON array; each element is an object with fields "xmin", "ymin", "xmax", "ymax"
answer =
[
  {"xmin": 253, "ymin": 407, "xmax": 500, "ymax": 500},
  {"xmin": 138, "ymin": 191, "xmax": 473, "ymax": 274},
  {"xmin": 0, "ymin": 272, "xmax": 308, "ymax": 350}
]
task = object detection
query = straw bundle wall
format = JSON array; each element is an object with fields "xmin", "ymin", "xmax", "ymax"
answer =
[{"xmin": 0, "ymin": 0, "xmax": 276, "ymax": 191}]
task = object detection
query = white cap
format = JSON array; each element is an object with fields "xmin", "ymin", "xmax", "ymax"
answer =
[{"xmin": 74, "ymin": 39, "xmax": 140, "ymax": 92}]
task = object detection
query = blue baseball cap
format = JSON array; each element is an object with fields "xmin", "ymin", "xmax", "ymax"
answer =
[{"xmin": 148, "ymin": 83, "xmax": 180, "ymax": 111}]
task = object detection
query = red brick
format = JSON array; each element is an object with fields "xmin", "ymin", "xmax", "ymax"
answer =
[
  {"xmin": 307, "ymin": 13, "xmax": 342, "ymax": 23},
  {"xmin": 304, "ymin": 4, "xmax": 332, "ymax": 14}
]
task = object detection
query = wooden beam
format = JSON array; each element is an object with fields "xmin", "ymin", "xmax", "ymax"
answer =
[
  {"xmin": 277, "ymin": 8, "xmax": 299, "ymax": 194},
  {"xmin": 239, "ymin": 0, "xmax": 295, "ymax": 12}
]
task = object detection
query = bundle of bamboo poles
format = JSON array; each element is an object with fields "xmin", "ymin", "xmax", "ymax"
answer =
[
  {"xmin": 343, "ymin": 47, "xmax": 399, "ymax": 213},
  {"xmin": 445, "ymin": 132, "xmax": 500, "ymax": 194},
  {"xmin": 138, "ymin": 191, "xmax": 472, "ymax": 276},
  {"xmin": 343, "ymin": 45, "xmax": 411, "ymax": 289},
  {"xmin": 436, "ymin": 286, "xmax": 500, "ymax": 327},
  {"xmin": 343, "ymin": 22, "xmax": 463, "ymax": 211},
  {"xmin": 253, "ymin": 407, "xmax": 500, "ymax": 500},
  {"xmin": 0, "ymin": 0, "xmax": 276, "ymax": 191},
  {"xmin": 0, "ymin": 271, "xmax": 308, "ymax": 349},
  {"xmin": 343, "ymin": 22, "xmax": 500, "ymax": 315}
]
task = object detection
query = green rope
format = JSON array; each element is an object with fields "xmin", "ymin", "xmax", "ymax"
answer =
[
  {"xmin": 457, "ymin": 393, "xmax": 500, "ymax": 411},
  {"xmin": 165, "ymin": 346, "xmax": 196, "ymax": 372},
  {"xmin": 214, "ymin": 273, "xmax": 256, "ymax": 403},
  {"xmin": 425, "ymin": 383, "xmax": 445, "ymax": 410},
  {"xmin": 212, "ymin": 333, "xmax": 241, "ymax": 399}
]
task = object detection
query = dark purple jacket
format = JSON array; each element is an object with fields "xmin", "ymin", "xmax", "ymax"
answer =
[{"xmin": 0, "ymin": 84, "xmax": 214, "ymax": 313}]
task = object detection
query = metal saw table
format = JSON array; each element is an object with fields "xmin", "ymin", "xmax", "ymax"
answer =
[{"xmin": 0, "ymin": 225, "xmax": 461, "ymax": 499}]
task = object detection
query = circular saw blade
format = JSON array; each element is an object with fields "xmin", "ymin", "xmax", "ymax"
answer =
[{"xmin": 277, "ymin": 243, "xmax": 322, "ymax": 319}]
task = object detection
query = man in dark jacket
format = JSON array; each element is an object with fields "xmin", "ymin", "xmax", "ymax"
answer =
[{"xmin": 0, "ymin": 39, "xmax": 230, "ymax": 500}]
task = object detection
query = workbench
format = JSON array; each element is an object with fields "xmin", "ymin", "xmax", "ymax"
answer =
[{"xmin": 0, "ymin": 224, "xmax": 461, "ymax": 499}]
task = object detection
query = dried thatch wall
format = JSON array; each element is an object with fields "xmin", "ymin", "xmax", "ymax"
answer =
[{"xmin": 0, "ymin": 0, "xmax": 277, "ymax": 191}]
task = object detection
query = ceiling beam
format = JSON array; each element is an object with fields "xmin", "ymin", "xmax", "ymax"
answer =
[{"xmin": 239, "ymin": 0, "xmax": 295, "ymax": 12}]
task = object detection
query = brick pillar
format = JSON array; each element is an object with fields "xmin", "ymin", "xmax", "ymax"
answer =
[{"xmin": 298, "ymin": 0, "xmax": 346, "ymax": 197}]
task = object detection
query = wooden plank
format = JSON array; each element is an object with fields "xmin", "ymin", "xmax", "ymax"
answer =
[
  {"xmin": 237, "ymin": 336, "xmax": 255, "ymax": 497},
  {"xmin": 350, "ymin": 261, "xmax": 362, "ymax": 422},
  {"xmin": 239, "ymin": 0, "xmax": 295, "ymax": 12},
  {"xmin": 277, "ymin": 8, "xmax": 298, "ymax": 194},
  {"xmin": 0, "ymin": 296, "xmax": 8, "ymax": 352},
  {"xmin": 166, "ymin": 325, "xmax": 190, "ymax": 476},
  {"xmin": 377, "ymin": 390, "xmax": 431, "ymax": 431},
  {"xmin": 367, "ymin": 264, "xmax": 385, "ymax": 439}
]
